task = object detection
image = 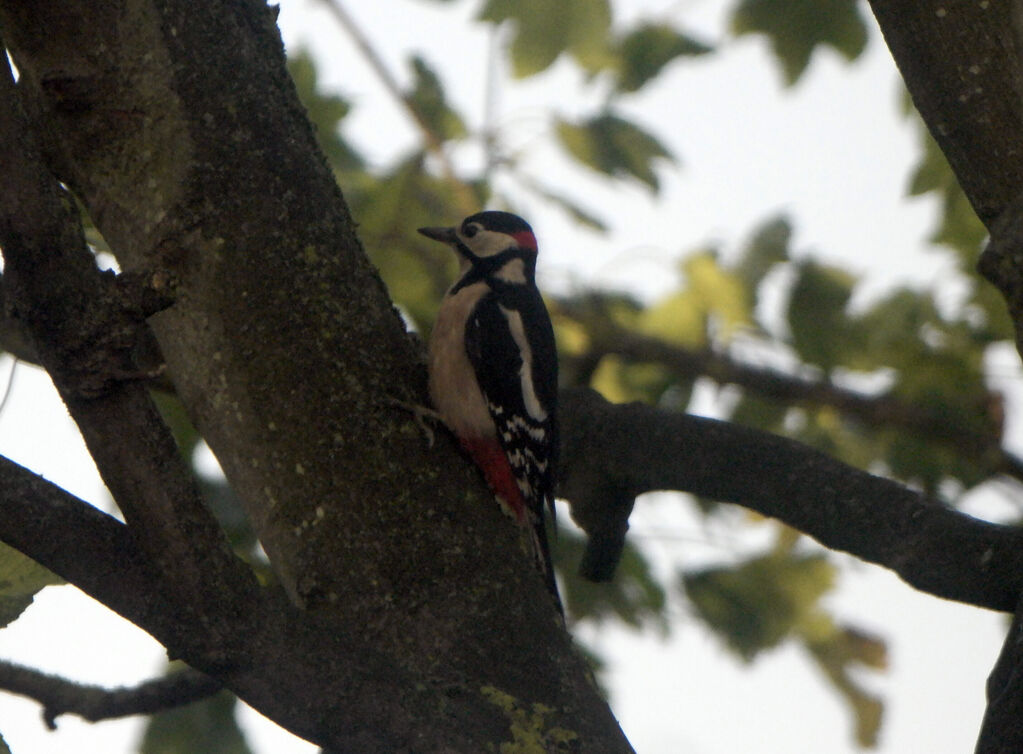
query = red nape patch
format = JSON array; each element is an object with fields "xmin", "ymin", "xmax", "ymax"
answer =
[
  {"xmin": 459, "ymin": 437, "xmax": 527, "ymax": 523},
  {"xmin": 512, "ymin": 230, "xmax": 537, "ymax": 251}
]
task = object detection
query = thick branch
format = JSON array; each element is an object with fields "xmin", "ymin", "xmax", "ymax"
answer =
[
  {"xmin": 559, "ymin": 388, "xmax": 1023, "ymax": 612},
  {"xmin": 0, "ymin": 278, "xmax": 38, "ymax": 364},
  {"xmin": 0, "ymin": 3, "xmax": 632, "ymax": 749},
  {"xmin": 0, "ymin": 48, "xmax": 258, "ymax": 650},
  {"xmin": 0, "ymin": 454, "xmax": 189, "ymax": 641},
  {"xmin": 0, "ymin": 662, "xmax": 220, "ymax": 729},
  {"xmin": 981, "ymin": 192, "xmax": 1023, "ymax": 358},
  {"xmin": 977, "ymin": 592, "xmax": 1023, "ymax": 753},
  {"xmin": 869, "ymin": 0, "xmax": 1023, "ymax": 227},
  {"xmin": 865, "ymin": 5, "xmax": 1023, "ymax": 746}
]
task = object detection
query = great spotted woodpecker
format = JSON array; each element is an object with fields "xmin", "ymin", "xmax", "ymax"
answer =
[{"xmin": 418, "ymin": 211, "xmax": 561, "ymax": 610}]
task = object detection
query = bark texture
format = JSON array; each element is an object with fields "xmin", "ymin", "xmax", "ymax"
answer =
[
  {"xmin": 0, "ymin": 0, "xmax": 629, "ymax": 750},
  {"xmin": 3, "ymin": 0, "xmax": 1023, "ymax": 750},
  {"xmin": 867, "ymin": 2, "xmax": 1023, "ymax": 750}
]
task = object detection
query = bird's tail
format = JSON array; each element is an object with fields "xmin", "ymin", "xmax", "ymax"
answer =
[{"xmin": 530, "ymin": 514, "xmax": 563, "ymax": 616}]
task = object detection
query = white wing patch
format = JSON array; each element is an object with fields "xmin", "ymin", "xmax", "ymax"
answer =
[{"xmin": 499, "ymin": 305, "xmax": 548, "ymax": 422}]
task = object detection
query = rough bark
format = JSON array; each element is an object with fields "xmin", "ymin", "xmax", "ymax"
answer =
[
  {"xmin": 0, "ymin": 0, "xmax": 629, "ymax": 750},
  {"xmin": 866, "ymin": 2, "xmax": 1023, "ymax": 751},
  {"xmin": 3, "ymin": 0, "xmax": 1023, "ymax": 750}
]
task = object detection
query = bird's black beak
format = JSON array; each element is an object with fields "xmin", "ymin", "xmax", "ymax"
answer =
[{"xmin": 417, "ymin": 226, "xmax": 458, "ymax": 244}]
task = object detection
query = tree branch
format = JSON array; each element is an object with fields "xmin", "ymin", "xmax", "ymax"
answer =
[
  {"xmin": 0, "ymin": 4, "xmax": 633, "ymax": 749},
  {"xmin": 981, "ymin": 191, "xmax": 1023, "ymax": 358},
  {"xmin": 0, "ymin": 662, "xmax": 220, "ymax": 729},
  {"xmin": 0, "ymin": 454, "xmax": 185, "ymax": 640},
  {"xmin": 839, "ymin": 6, "xmax": 1023, "ymax": 746},
  {"xmin": 977, "ymin": 592, "xmax": 1023, "ymax": 753},
  {"xmin": 559, "ymin": 387, "xmax": 1023, "ymax": 612},
  {"xmin": 565, "ymin": 309, "xmax": 1012, "ymax": 480},
  {"xmin": 0, "ymin": 278, "xmax": 39, "ymax": 365},
  {"xmin": 0, "ymin": 46, "xmax": 259, "ymax": 652},
  {"xmin": 869, "ymin": 0, "xmax": 1023, "ymax": 226}
]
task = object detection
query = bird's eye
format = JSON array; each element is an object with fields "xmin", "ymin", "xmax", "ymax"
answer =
[{"xmin": 462, "ymin": 224, "xmax": 479, "ymax": 238}]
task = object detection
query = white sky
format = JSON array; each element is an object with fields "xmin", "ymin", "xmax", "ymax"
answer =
[{"xmin": 0, "ymin": 1, "xmax": 1014, "ymax": 753}]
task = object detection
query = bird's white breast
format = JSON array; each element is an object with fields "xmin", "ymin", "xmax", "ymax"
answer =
[{"xmin": 428, "ymin": 281, "xmax": 495, "ymax": 439}]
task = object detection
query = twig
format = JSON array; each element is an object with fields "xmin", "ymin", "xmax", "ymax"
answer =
[
  {"xmin": 561, "ymin": 306, "xmax": 1012, "ymax": 483},
  {"xmin": 319, "ymin": 0, "xmax": 478, "ymax": 214},
  {"xmin": 0, "ymin": 661, "xmax": 221, "ymax": 729}
]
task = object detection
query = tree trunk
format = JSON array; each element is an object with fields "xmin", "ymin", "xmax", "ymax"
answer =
[
  {"xmin": 0, "ymin": 0, "xmax": 631, "ymax": 750},
  {"xmin": 867, "ymin": 1, "xmax": 1023, "ymax": 750}
]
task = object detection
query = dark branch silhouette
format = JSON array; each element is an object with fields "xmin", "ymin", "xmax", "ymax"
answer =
[
  {"xmin": 863, "ymin": 2, "xmax": 1023, "ymax": 750},
  {"xmin": 0, "ymin": 662, "xmax": 220, "ymax": 729},
  {"xmin": 559, "ymin": 387, "xmax": 1023, "ymax": 612}
]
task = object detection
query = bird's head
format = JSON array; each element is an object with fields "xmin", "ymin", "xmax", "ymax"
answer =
[{"xmin": 418, "ymin": 211, "xmax": 538, "ymax": 273}]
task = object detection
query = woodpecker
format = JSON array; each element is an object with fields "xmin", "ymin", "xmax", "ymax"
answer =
[{"xmin": 418, "ymin": 211, "xmax": 561, "ymax": 610}]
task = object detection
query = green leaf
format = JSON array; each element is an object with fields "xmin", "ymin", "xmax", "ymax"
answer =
[
  {"xmin": 517, "ymin": 177, "xmax": 608, "ymax": 231},
  {"xmin": 932, "ymin": 187, "xmax": 987, "ymax": 259},
  {"xmin": 970, "ymin": 279, "xmax": 1015, "ymax": 342},
  {"xmin": 736, "ymin": 215, "xmax": 791, "ymax": 289},
  {"xmin": 854, "ymin": 287, "xmax": 940, "ymax": 367},
  {"xmin": 556, "ymin": 112, "xmax": 674, "ymax": 191},
  {"xmin": 729, "ymin": 393, "xmax": 790, "ymax": 432},
  {"xmin": 735, "ymin": 216, "xmax": 792, "ymax": 325},
  {"xmin": 731, "ymin": 0, "xmax": 868, "ymax": 85},
  {"xmin": 683, "ymin": 553, "xmax": 836, "ymax": 661},
  {"xmin": 152, "ymin": 391, "xmax": 203, "ymax": 460},
  {"xmin": 287, "ymin": 50, "xmax": 364, "ymax": 172},
  {"xmin": 906, "ymin": 128, "xmax": 947, "ymax": 196},
  {"xmin": 0, "ymin": 543, "xmax": 63, "ymax": 628},
  {"xmin": 787, "ymin": 260, "xmax": 860, "ymax": 369},
  {"xmin": 406, "ymin": 55, "xmax": 467, "ymax": 142},
  {"xmin": 682, "ymin": 253, "xmax": 750, "ymax": 339},
  {"xmin": 350, "ymin": 154, "xmax": 479, "ymax": 329},
  {"xmin": 807, "ymin": 626, "xmax": 888, "ymax": 747},
  {"xmin": 639, "ymin": 252, "xmax": 750, "ymax": 346},
  {"xmin": 590, "ymin": 355, "xmax": 682, "ymax": 405},
  {"xmin": 139, "ymin": 688, "xmax": 252, "ymax": 754},
  {"xmin": 614, "ymin": 23, "xmax": 712, "ymax": 93},
  {"xmin": 906, "ymin": 124, "xmax": 986, "ymax": 262},
  {"xmin": 480, "ymin": 0, "xmax": 612, "ymax": 76},
  {"xmin": 558, "ymin": 530, "xmax": 668, "ymax": 632},
  {"xmin": 637, "ymin": 290, "xmax": 707, "ymax": 348}
]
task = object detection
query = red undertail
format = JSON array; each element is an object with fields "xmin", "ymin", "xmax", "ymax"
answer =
[
  {"xmin": 458, "ymin": 436, "xmax": 562, "ymax": 615},
  {"xmin": 458, "ymin": 436, "xmax": 527, "ymax": 523}
]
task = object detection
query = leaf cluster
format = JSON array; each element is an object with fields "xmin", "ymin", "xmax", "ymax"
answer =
[{"xmin": 684, "ymin": 528, "xmax": 886, "ymax": 746}]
